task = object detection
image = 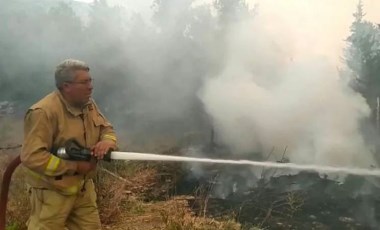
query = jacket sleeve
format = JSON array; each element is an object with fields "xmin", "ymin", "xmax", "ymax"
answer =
[
  {"xmin": 21, "ymin": 108, "xmax": 78, "ymax": 176},
  {"xmin": 99, "ymin": 115, "xmax": 118, "ymax": 144},
  {"xmin": 92, "ymin": 102, "xmax": 118, "ymax": 145}
]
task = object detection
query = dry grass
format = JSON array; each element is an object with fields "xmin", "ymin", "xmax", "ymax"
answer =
[
  {"xmin": 95, "ymin": 158, "xmax": 179, "ymax": 224},
  {"xmin": 159, "ymin": 198, "xmax": 241, "ymax": 230},
  {"xmin": 105, "ymin": 197, "xmax": 241, "ymax": 230},
  {"xmin": 95, "ymin": 161, "xmax": 160, "ymax": 224}
]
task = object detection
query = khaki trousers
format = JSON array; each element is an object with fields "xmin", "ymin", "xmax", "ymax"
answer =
[{"xmin": 26, "ymin": 180, "xmax": 101, "ymax": 230}]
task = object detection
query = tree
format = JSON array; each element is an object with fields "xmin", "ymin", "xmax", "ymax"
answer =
[
  {"xmin": 214, "ymin": 0, "xmax": 250, "ymax": 28},
  {"xmin": 346, "ymin": 0, "xmax": 380, "ymax": 124}
]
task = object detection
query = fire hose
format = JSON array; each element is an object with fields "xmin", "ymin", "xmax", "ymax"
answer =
[
  {"xmin": 3, "ymin": 139, "xmax": 380, "ymax": 230},
  {"xmin": 0, "ymin": 155, "xmax": 21, "ymax": 230}
]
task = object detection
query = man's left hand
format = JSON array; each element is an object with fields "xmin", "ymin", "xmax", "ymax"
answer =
[{"xmin": 91, "ymin": 140, "xmax": 116, "ymax": 160}]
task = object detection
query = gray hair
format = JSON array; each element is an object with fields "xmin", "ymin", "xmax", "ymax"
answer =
[{"xmin": 55, "ymin": 59, "xmax": 90, "ymax": 89}]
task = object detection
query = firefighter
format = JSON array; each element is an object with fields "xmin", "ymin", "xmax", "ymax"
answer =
[{"xmin": 21, "ymin": 59, "xmax": 117, "ymax": 229}]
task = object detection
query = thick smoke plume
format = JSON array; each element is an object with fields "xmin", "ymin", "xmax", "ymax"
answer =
[
  {"xmin": 199, "ymin": 11, "xmax": 376, "ymax": 169},
  {"xmin": 1, "ymin": 0, "xmax": 379, "ymax": 170}
]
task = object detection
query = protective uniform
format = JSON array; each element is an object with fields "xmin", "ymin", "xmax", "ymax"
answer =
[{"xmin": 21, "ymin": 90, "xmax": 117, "ymax": 229}]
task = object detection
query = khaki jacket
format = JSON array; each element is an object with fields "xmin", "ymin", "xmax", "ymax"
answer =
[{"xmin": 21, "ymin": 90, "xmax": 117, "ymax": 195}]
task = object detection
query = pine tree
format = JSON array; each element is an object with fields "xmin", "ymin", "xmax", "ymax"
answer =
[{"xmin": 346, "ymin": 0, "xmax": 380, "ymax": 125}]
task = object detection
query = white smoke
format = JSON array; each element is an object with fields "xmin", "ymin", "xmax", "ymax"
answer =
[{"xmin": 199, "ymin": 15, "xmax": 376, "ymax": 169}]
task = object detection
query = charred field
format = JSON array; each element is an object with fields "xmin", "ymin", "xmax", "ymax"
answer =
[{"xmin": 170, "ymin": 156, "xmax": 380, "ymax": 230}]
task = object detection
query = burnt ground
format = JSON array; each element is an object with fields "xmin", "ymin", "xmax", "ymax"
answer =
[{"xmin": 172, "ymin": 165, "xmax": 380, "ymax": 230}]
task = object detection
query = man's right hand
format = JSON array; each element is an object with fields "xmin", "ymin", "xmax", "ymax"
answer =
[{"xmin": 76, "ymin": 159, "xmax": 97, "ymax": 174}]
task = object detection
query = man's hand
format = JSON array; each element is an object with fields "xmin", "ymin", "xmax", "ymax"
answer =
[
  {"xmin": 91, "ymin": 140, "xmax": 116, "ymax": 160},
  {"xmin": 76, "ymin": 159, "xmax": 97, "ymax": 174}
]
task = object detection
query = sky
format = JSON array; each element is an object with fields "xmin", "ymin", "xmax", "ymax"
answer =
[{"xmin": 250, "ymin": 0, "xmax": 380, "ymax": 66}]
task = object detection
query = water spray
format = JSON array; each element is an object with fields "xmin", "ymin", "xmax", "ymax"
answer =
[
  {"xmin": 109, "ymin": 151, "xmax": 380, "ymax": 177},
  {"xmin": 56, "ymin": 139, "xmax": 380, "ymax": 177}
]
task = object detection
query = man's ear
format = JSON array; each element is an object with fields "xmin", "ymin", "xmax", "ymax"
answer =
[{"xmin": 61, "ymin": 82, "xmax": 70, "ymax": 92}]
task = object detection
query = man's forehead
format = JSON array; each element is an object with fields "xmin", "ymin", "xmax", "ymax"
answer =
[{"xmin": 74, "ymin": 70, "xmax": 91, "ymax": 79}]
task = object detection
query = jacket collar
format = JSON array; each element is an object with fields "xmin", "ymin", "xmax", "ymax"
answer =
[{"xmin": 56, "ymin": 90, "xmax": 92, "ymax": 117}]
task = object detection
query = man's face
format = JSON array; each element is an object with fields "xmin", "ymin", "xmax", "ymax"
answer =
[{"xmin": 63, "ymin": 70, "xmax": 93, "ymax": 106}]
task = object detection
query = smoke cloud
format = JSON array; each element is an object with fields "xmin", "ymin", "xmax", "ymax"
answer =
[
  {"xmin": 199, "ymin": 7, "xmax": 377, "ymax": 169},
  {"xmin": 1, "ymin": 0, "xmax": 379, "ymax": 170}
]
